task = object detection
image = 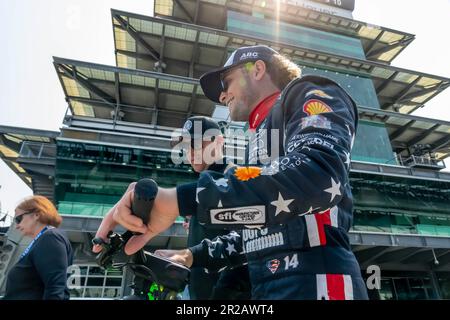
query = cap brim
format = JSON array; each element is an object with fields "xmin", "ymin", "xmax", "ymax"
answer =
[
  {"xmin": 170, "ymin": 134, "xmax": 207, "ymax": 148},
  {"xmin": 199, "ymin": 65, "xmax": 234, "ymax": 104}
]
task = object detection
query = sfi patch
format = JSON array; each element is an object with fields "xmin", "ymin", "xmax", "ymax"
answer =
[
  {"xmin": 210, "ymin": 206, "xmax": 266, "ymax": 225},
  {"xmin": 303, "ymin": 99, "xmax": 333, "ymax": 116}
]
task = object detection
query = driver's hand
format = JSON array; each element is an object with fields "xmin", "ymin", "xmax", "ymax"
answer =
[
  {"xmin": 154, "ymin": 249, "xmax": 193, "ymax": 268},
  {"xmin": 92, "ymin": 182, "xmax": 147, "ymax": 253},
  {"xmin": 112, "ymin": 188, "xmax": 148, "ymax": 234}
]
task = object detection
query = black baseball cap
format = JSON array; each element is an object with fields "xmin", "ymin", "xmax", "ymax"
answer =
[
  {"xmin": 199, "ymin": 45, "xmax": 279, "ymax": 103},
  {"xmin": 171, "ymin": 116, "xmax": 221, "ymax": 149}
]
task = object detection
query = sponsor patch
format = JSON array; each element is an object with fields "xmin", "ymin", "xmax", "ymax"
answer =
[
  {"xmin": 303, "ymin": 99, "xmax": 333, "ymax": 116},
  {"xmin": 244, "ymin": 231, "xmax": 285, "ymax": 253},
  {"xmin": 300, "ymin": 115, "xmax": 331, "ymax": 130},
  {"xmin": 210, "ymin": 206, "xmax": 266, "ymax": 225},
  {"xmin": 240, "ymin": 51, "xmax": 259, "ymax": 60},
  {"xmin": 267, "ymin": 259, "xmax": 280, "ymax": 274},
  {"xmin": 305, "ymin": 89, "xmax": 333, "ymax": 99}
]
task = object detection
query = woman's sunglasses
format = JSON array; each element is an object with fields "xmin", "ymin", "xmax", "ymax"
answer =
[{"xmin": 14, "ymin": 211, "xmax": 34, "ymax": 224}]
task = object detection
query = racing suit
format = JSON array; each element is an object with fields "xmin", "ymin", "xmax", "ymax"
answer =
[
  {"xmin": 177, "ymin": 160, "xmax": 251, "ymax": 299},
  {"xmin": 177, "ymin": 75, "xmax": 368, "ymax": 300}
]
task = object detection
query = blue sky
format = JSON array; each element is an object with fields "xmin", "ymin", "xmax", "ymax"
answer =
[{"xmin": 1, "ymin": 0, "xmax": 450, "ymax": 218}]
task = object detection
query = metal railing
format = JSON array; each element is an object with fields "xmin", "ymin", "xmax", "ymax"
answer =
[
  {"xmin": 19, "ymin": 141, "xmax": 56, "ymax": 159},
  {"xmin": 399, "ymin": 154, "xmax": 446, "ymax": 169}
]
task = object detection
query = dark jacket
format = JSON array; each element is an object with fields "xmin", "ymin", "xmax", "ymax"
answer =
[
  {"xmin": 177, "ymin": 160, "xmax": 251, "ymax": 300},
  {"xmin": 3, "ymin": 228, "xmax": 73, "ymax": 300},
  {"xmin": 178, "ymin": 76, "xmax": 368, "ymax": 300}
]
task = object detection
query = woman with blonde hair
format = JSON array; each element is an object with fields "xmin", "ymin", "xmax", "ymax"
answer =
[{"xmin": 3, "ymin": 195, "xmax": 73, "ymax": 300}]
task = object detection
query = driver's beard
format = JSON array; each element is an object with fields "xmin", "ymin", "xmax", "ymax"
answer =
[{"xmin": 230, "ymin": 83, "xmax": 257, "ymax": 122}]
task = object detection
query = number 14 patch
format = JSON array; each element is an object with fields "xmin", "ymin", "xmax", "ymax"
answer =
[{"xmin": 266, "ymin": 254, "xmax": 299, "ymax": 274}]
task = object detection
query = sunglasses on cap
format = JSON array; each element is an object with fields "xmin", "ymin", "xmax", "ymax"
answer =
[{"xmin": 14, "ymin": 211, "xmax": 34, "ymax": 224}]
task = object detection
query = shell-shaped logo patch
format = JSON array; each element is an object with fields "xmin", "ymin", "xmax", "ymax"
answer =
[
  {"xmin": 303, "ymin": 99, "xmax": 333, "ymax": 116},
  {"xmin": 234, "ymin": 166, "xmax": 262, "ymax": 181}
]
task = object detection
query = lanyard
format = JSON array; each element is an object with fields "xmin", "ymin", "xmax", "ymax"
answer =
[{"xmin": 19, "ymin": 226, "xmax": 50, "ymax": 260}]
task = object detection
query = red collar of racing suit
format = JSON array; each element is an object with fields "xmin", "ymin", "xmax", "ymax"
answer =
[{"xmin": 248, "ymin": 91, "xmax": 281, "ymax": 130}]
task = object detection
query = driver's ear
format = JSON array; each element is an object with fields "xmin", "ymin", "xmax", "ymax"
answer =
[{"xmin": 254, "ymin": 60, "xmax": 267, "ymax": 81}]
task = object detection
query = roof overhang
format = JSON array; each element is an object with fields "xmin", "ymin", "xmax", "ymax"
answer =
[
  {"xmin": 53, "ymin": 56, "xmax": 216, "ymax": 128},
  {"xmin": 111, "ymin": 9, "xmax": 450, "ymax": 114},
  {"xmin": 0, "ymin": 125, "xmax": 59, "ymax": 187},
  {"xmin": 153, "ymin": 0, "xmax": 414, "ymax": 64}
]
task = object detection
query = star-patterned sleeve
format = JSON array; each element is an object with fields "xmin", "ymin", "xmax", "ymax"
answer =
[
  {"xmin": 178, "ymin": 77, "xmax": 357, "ymax": 232},
  {"xmin": 189, "ymin": 230, "xmax": 247, "ymax": 273}
]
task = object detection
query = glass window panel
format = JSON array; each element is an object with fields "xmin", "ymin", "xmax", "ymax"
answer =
[
  {"xmin": 140, "ymin": 20, "xmax": 161, "ymax": 35},
  {"xmin": 411, "ymin": 91, "xmax": 436, "ymax": 104},
  {"xmin": 91, "ymin": 69, "xmax": 106, "ymax": 81},
  {"xmin": 119, "ymin": 73, "xmax": 132, "ymax": 84},
  {"xmin": 114, "ymin": 28, "xmax": 135, "ymax": 51},
  {"xmin": 116, "ymin": 53, "xmax": 136, "ymax": 69},
  {"xmin": 371, "ymin": 67, "xmax": 395, "ymax": 79},
  {"xmin": 395, "ymin": 73, "xmax": 419, "ymax": 84},
  {"xmin": 358, "ymin": 25, "xmax": 382, "ymax": 40},
  {"xmin": 0, "ymin": 145, "xmax": 18, "ymax": 158},
  {"xmin": 232, "ymin": 37, "xmax": 244, "ymax": 44},
  {"xmin": 352, "ymin": 121, "xmax": 396, "ymax": 164},
  {"xmin": 62, "ymin": 77, "xmax": 90, "ymax": 98},
  {"xmin": 181, "ymin": 83, "xmax": 194, "ymax": 93},
  {"xmin": 301, "ymin": 66, "xmax": 380, "ymax": 108},
  {"xmin": 196, "ymin": 86, "xmax": 204, "ymax": 95},
  {"xmin": 379, "ymin": 279, "xmax": 395, "ymax": 300},
  {"xmin": 106, "ymin": 267, "xmax": 123, "ymax": 276},
  {"xmin": 398, "ymin": 105, "xmax": 417, "ymax": 114},
  {"xmin": 228, "ymin": 11, "xmax": 366, "ymax": 59},
  {"xmin": 86, "ymin": 277, "xmax": 105, "ymax": 287},
  {"xmin": 378, "ymin": 47, "xmax": 403, "ymax": 62},
  {"xmin": 105, "ymin": 278, "xmax": 123, "ymax": 287},
  {"xmin": 69, "ymin": 288, "xmax": 84, "ymax": 298},
  {"xmin": 89, "ymin": 266, "xmax": 106, "ymax": 276},
  {"xmin": 154, "ymin": 0, "xmax": 173, "ymax": 16},
  {"xmin": 131, "ymin": 75, "xmax": 145, "ymax": 86},
  {"xmin": 71, "ymin": 101, "xmax": 95, "ymax": 117},
  {"xmin": 216, "ymin": 35, "xmax": 229, "ymax": 47},
  {"xmin": 386, "ymin": 117, "xmax": 408, "ymax": 126},
  {"xmin": 198, "ymin": 32, "xmax": 228, "ymax": 47},
  {"xmin": 12, "ymin": 162, "xmax": 25, "ymax": 173},
  {"xmin": 84, "ymin": 287, "xmax": 103, "ymax": 298},
  {"xmin": 104, "ymin": 71, "xmax": 115, "ymax": 82},
  {"xmin": 4, "ymin": 134, "xmax": 22, "ymax": 144},
  {"xmin": 185, "ymin": 29, "xmax": 198, "ymax": 42},
  {"xmin": 129, "ymin": 18, "xmax": 141, "ymax": 31},
  {"xmin": 143, "ymin": 77, "xmax": 156, "ymax": 87},
  {"xmin": 417, "ymin": 77, "xmax": 441, "ymax": 87},
  {"xmin": 77, "ymin": 67, "xmax": 92, "ymax": 78},
  {"xmin": 412, "ymin": 122, "xmax": 434, "ymax": 130},
  {"xmin": 436, "ymin": 125, "xmax": 450, "ymax": 133},
  {"xmin": 379, "ymin": 31, "xmax": 404, "ymax": 43},
  {"xmin": 170, "ymin": 81, "xmax": 182, "ymax": 91},
  {"xmin": 159, "ymin": 79, "xmax": 170, "ymax": 90},
  {"xmin": 103, "ymin": 288, "xmax": 122, "ymax": 299}
]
